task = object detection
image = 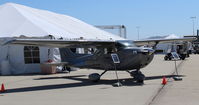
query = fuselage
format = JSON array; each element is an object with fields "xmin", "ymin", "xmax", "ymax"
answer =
[{"xmin": 61, "ymin": 40, "xmax": 155, "ymax": 71}]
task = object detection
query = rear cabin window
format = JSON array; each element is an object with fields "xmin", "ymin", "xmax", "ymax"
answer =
[{"xmin": 24, "ymin": 46, "xmax": 40, "ymax": 64}]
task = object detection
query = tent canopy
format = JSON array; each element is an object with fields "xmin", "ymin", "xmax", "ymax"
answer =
[
  {"xmin": 0, "ymin": 3, "xmax": 125, "ymax": 75},
  {"xmin": 0, "ymin": 3, "xmax": 124, "ymax": 40}
]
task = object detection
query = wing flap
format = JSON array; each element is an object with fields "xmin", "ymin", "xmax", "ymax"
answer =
[{"xmin": 7, "ymin": 39, "xmax": 116, "ymax": 48}]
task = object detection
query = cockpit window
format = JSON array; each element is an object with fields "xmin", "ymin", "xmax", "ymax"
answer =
[{"xmin": 115, "ymin": 40, "xmax": 136, "ymax": 48}]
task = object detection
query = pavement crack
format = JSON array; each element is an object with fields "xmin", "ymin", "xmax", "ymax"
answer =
[{"xmin": 147, "ymin": 60, "xmax": 185, "ymax": 105}]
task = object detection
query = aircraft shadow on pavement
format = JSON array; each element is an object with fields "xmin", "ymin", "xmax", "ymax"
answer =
[
  {"xmin": 3, "ymin": 74, "xmax": 185, "ymax": 94},
  {"xmin": 145, "ymin": 75, "xmax": 185, "ymax": 80}
]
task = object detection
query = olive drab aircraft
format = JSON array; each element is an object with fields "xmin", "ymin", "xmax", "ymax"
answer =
[{"xmin": 2, "ymin": 37, "xmax": 196, "ymax": 84}]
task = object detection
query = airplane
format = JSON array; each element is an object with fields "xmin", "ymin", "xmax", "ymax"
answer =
[{"xmin": 3, "ymin": 37, "xmax": 196, "ymax": 85}]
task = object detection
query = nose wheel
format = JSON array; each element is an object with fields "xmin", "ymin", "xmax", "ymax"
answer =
[{"xmin": 127, "ymin": 70, "xmax": 145, "ymax": 84}]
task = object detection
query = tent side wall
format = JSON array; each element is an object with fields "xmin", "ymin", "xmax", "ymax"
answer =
[{"xmin": 0, "ymin": 45, "xmax": 60, "ymax": 75}]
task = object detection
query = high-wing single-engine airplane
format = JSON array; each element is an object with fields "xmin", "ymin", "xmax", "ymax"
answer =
[{"xmin": 4, "ymin": 37, "xmax": 196, "ymax": 84}]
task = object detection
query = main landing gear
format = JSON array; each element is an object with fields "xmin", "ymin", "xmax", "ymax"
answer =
[
  {"xmin": 127, "ymin": 69, "xmax": 145, "ymax": 84},
  {"xmin": 88, "ymin": 69, "xmax": 145, "ymax": 84},
  {"xmin": 88, "ymin": 70, "xmax": 122, "ymax": 87},
  {"xmin": 88, "ymin": 70, "xmax": 107, "ymax": 82}
]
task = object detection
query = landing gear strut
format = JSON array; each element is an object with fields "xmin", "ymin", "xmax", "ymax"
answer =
[{"xmin": 127, "ymin": 69, "xmax": 145, "ymax": 84}]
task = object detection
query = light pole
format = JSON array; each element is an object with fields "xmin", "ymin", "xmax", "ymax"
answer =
[
  {"xmin": 190, "ymin": 16, "xmax": 196, "ymax": 35},
  {"xmin": 136, "ymin": 26, "xmax": 140, "ymax": 40}
]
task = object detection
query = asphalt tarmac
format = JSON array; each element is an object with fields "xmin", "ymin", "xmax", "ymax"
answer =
[
  {"xmin": 150, "ymin": 55, "xmax": 199, "ymax": 105},
  {"xmin": 0, "ymin": 55, "xmax": 198, "ymax": 105}
]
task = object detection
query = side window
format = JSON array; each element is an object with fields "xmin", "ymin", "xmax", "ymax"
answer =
[{"xmin": 24, "ymin": 46, "xmax": 40, "ymax": 64}]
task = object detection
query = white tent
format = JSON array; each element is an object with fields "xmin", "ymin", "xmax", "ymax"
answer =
[
  {"xmin": 146, "ymin": 34, "xmax": 180, "ymax": 53},
  {"xmin": 0, "ymin": 3, "xmax": 124, "ymax": 75},
  {"xmin": 0, "ymin": 3, "xmax": 124, "ymax": 40}
]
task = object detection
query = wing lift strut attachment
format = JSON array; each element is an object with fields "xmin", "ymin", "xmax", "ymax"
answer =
[{"xmin": 152, "ymin": 41, "xmax": 159, "ymax": 50}]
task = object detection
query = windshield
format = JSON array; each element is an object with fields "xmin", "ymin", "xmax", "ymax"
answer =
[{"xmin": 115, "ymin": 40, "xmax": 136, "ymax": 48}]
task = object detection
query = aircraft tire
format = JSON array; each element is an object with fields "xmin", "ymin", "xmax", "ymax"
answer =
[
  {"xmin": 135, "ymin": 73, "xmax": 145, "ymax": 84},
  {"xmin": 88, "ymin": 73, "xmax": 100, "ymax": 82},
  {"xmin": 130, "ymin": 71, "xmax": 145, "ymax": 83},
  {"xmin": 136, "ymin": 79, "xmax": 144, "ymax": 84}
]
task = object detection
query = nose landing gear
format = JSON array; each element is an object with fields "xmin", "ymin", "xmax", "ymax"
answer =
[{"xmin": 127, "ymin": 69, "xmax": 145, "ymax": 84}]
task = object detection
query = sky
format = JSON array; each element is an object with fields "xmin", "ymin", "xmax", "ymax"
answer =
[{"xmin": 0, "ymin": 0, "xmax": 198, "ymax": 40}]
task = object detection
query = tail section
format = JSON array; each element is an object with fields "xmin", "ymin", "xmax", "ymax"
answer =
[{"xmin": 59, "ymin": 48, "xmax": 80, "ymax": 62}]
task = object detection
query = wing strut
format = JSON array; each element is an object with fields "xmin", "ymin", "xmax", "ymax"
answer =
[{"xmin": 152, "ymin": 41, "xmax": 160, "ymax": 49}]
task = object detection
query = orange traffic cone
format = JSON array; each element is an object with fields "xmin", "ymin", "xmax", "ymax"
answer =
[
  {"xmin": 0, "ymin": 83, "xmax": 6, "ymax": 92},
  {"xmin": 162, "ymin": 77, "xmax": 167, "ymax": 85}
]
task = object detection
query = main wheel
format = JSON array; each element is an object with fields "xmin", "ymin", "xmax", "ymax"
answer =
[{"xmin": 88, "ymin": 73, "xmax": 100, "ymax": 82}]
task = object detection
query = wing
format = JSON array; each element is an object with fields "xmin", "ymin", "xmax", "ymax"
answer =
[
  {"xmin": 5, "ymin": 38, "xmax": 116, "ymax": 48},
  {"xmin": 3, "ymin": 37, "xmax": 196, "ymax": 48},
  {"xmin": 134, "ymin": 37, "xmax": 197, "ymax": 47}
]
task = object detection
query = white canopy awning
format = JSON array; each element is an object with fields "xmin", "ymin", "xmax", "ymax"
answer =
[{"xmin": 0, "ymin": 3, "xmax": 124, "ymax": 40}]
